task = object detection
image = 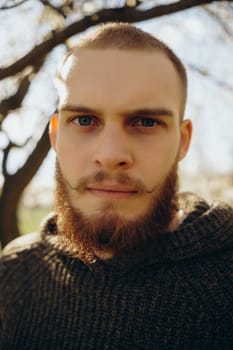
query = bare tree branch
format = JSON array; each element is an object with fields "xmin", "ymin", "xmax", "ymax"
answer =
[
  {"xmin": 2, "ymin": 137, "xmax": 31, "ymax": 177},
  {"xmin": 38, "ymin": 0, "xmax": 73, "ymax": 19},
  {"xmin": 188, "ymin": 63, "xmax": 233, "ymax": 91},
  {"xmin": 0, "ymin": 0, "xmax": 29, "ymax": 10},
  {"xmin": 0, "ymin": 75, "xmax": 30, "ymax": 117},
  {"xmin": 1, "ymin": 0, "xmax": 232, "ymax": 80},
  {"xmin": 2, "ymin": 142, "xmax": 13, "ymax": 178},
  {"xmin": 203, "ymin": 6, "xmax": 233, "ymax": 36},
  {"xmin": 10, "ymin": 123, "xmax": 51, "ymax": 193},
  {"xmin": 0, "ymin": 55, "xmax": 46, "ymax": 124}
]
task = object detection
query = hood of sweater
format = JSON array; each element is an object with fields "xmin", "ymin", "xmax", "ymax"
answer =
[{"xmin": 39, "ymin": 192, "xmax": 233, "ymax": 274}]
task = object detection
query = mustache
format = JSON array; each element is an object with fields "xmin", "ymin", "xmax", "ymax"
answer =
[{"xmin": 63, "ymin": 170, "xmax": 155, "ymax": 194}]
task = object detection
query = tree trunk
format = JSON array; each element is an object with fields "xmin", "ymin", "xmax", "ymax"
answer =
[
  {"xmin": 0, "ymin": 124, "xmax": 51, "ymax": 249},
  {"xmin": 0, "ymin": 179, "xmax": 21, "ymax": 248}
]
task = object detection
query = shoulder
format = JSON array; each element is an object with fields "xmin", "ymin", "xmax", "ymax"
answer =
[
  {"xmin": 0, "ymin": 232, "xmax": 45, "ymax": 283},
  {"xmin": 0, "ymin": 233, "xmax": 50, "ymax": 313},
  {"xmin": 1, "ymin": 232, "xmax": 42, "ymax": 257},
  {"xmin": 0, "ymin": 232, "xmax": 52, "ymax": 299}
]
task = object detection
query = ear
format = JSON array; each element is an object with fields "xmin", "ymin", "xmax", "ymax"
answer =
[
  {"xmin": 178, "ymin": 119, "xmax": 192, "ymax": 161},
  {"xmin": 49, "ymin": 114, "xmax": 58, "ymax": 151}
]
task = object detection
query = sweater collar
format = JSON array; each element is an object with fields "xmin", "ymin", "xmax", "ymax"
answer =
[{"xmin": 41, "ymin": 192, "xmax": 233, "ymax": 273}]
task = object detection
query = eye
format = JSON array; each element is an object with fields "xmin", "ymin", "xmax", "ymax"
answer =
[
  {"xmin": 74, "ymin": 116, "xmax": 95, "ymax": 126},
  {"xmin": 136, "ymin": 118, "xmax": 158, "ymax": 127}
]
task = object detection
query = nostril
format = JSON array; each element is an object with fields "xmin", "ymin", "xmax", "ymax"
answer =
[
  {"xmin": 93, "ymin": 154, "xmax": 133, "ymax": 169},
  {"xmin": 119, "ymin": 161, "xmax": 127, "ymax": 167},
  {"xmin": 95, "ymin": 160, "xmax": 102, "ymax": 167}
]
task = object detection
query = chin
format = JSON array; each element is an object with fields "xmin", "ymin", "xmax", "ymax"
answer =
[{"xmin": 87, "ymin": 202, "xmax": 146, "ymax": 222}]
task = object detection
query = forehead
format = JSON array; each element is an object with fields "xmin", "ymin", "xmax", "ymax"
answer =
[{"xmin": 58, "ymin": 49, "xmax": 182, "ymax": 115}]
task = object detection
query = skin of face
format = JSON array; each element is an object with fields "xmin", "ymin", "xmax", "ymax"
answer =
[{"xmin": 50, "ymin": 49, "xmax": 192, "ymax": 222}]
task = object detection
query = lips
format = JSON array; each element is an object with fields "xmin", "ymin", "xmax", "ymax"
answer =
[{"xmin": 86, "ymin": 183, "xmax": 137, "ymax": 199}]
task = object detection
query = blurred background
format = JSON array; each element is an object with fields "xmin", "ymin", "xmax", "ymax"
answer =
[{"xmin": 0, "ymin": 0, "xmax": 233, "ymax": 248}]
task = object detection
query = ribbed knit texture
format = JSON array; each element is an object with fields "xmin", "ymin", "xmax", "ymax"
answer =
[{"xmin": 0, "ymin": 193, "xmax": 233, "ymax": 349}]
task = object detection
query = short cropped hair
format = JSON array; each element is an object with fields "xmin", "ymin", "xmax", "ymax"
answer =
[{"xmin": 56, "ymin": 23, "xmax": 187, "ymax": 118}]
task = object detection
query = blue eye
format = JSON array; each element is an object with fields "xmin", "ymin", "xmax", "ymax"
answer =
[
  {"xmin": 139, "ymin": 118, "xmax": 157, "ymax": 127},
  {"xmin": 77, "ymin": 116, "xmax": 93, "ymax": 126}
]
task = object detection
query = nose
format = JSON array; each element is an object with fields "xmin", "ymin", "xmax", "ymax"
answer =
[{"xmin": 92, "ymin": 125, "xmax": 133, "ymax": 170}]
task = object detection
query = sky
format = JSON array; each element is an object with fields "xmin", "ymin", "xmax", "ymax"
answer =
[{"xmin": 0, "ymin": 1, "xmax": 233, "ymax": 199}]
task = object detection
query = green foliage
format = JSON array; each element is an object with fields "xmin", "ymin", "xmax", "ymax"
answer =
[{"xmin": 19, "ymin": 206, "xmax": 52, "ymax": 235}]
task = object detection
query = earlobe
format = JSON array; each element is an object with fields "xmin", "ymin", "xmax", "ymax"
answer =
[
  {"xmin": 49, "ymin": 114, "xmax": 58, "ymax": 150},
  {"xmin": 179, "ymin": 119, "xmax": 192, "ymax": 160}
]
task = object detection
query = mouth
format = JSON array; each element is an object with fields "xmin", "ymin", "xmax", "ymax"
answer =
[{"xmin": 86, "ymin": 184, "xmax": 138, "ymax": 199}]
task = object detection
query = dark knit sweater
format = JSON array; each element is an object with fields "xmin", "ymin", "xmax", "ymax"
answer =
[{"xmin": 0, "ymin": 193, "xmax": 233, "ymax": 350}]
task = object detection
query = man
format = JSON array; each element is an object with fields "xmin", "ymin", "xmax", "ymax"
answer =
[{"xmin": 0, "ymin": 23, "xmax": 233, "ymax": 350}]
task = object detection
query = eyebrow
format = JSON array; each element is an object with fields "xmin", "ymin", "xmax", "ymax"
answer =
[
  {"xmin": 59, "ymin": 105, "xmax": 101, "ymax": 114},
  {"xmin": 59, "ymin": 104, "xmax": 174, "ymax": 118}
]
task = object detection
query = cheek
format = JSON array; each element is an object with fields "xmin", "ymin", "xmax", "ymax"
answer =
[
  {"xmin": 56, "ymin": 134, "xmax": 86, "ymax": 181},
  {"xmin": 139, "ymin": 139, "xmax": 180, "ymax": 185}
]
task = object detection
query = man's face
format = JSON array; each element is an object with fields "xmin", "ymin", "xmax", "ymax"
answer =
[{"xmin": 51, "ymin": 49, "xmax": 191, "ymax": 224}]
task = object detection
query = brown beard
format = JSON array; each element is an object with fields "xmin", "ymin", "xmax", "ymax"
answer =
[{"xmin": 54, "ymin": 161, "xmax": 179, "ymax": 263}]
